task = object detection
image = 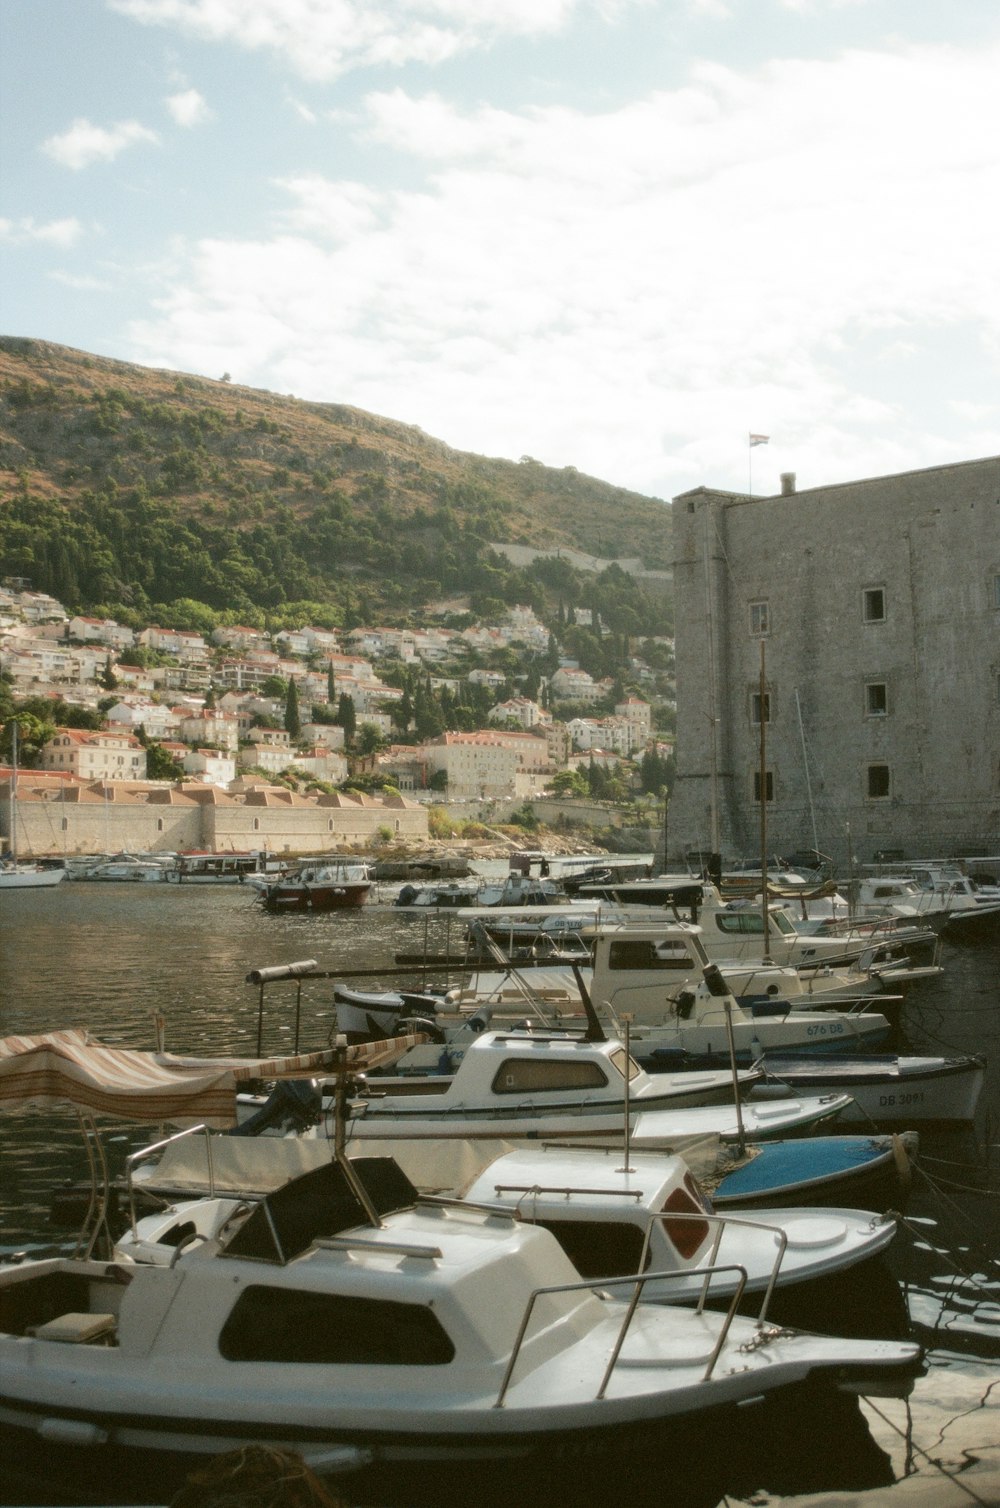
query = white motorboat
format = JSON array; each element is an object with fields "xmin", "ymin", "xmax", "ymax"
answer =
[
  {"xmin": 319, "ymin": 1027, "xmax": 854, "ymax": 1143},
  {"xmin": 755, "ymin": 1053, "xmax": 986, "ymax": 1127},
  {"xmin": 338, "ymin": 917, "xmax": 896, "ymax": 1063},
  {"xmin": 457, "ymin": 1143, "xmax": 902, "ymax": 1318},
  {"xmin": 118, "ymin": 1141, "xmax": 901, "ymax": 1313},
  {"xmin": 0, "ymin": 860, "xmax": 64, "ymax": 890},
  {"xmin": 567, "ymin": 876, "xmax": 940, "ymax": 973},
  {"xmin": 0, "ymin": 1152, "xmax": 922, "ymax": 1506},
  {"xmin": 0, "ymin": 1032, "xmax": 922, "ymax": 1504},
  {"xmin": 84, "ymin": 854, "xmax": 175, "ymax": 882}
]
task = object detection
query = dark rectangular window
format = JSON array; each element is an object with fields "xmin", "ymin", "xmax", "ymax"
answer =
[
  {"xmin": 753, "ymin": 770, "xmax": 774, "ymax": 802},
  {"xmin": 219, "ymin": 1287, "xmax": 456, "ymax": 1365},
  {"xmin": 867, "ymin": 764, "xmax": 891, "ymax": 799},
  {"xmin": 865, "ymin": 682, "xmax": 888, "ymax": 716},
  {"xmin": 863, "ymin": 588, "xmax": 885, "ymax": 623},
  {"xmin": 751, "ymin": 692, "xmax": 771, "ymax": 723}
]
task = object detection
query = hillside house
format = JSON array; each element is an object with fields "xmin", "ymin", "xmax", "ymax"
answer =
[{"xmin": 40, "ymin": 728, "xmax": 147, "ymax": 782}]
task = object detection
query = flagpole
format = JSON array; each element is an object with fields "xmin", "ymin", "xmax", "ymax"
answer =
[{"xmin": 748, "ymin": 432, "xmax": 768, "ymax": 496}]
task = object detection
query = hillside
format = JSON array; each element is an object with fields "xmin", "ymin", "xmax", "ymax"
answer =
[{"xmin": 0, "ymin": 337, "xmax": 672, "ymax": 631}]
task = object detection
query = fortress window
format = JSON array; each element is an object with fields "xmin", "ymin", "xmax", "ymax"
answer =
[
  {"xmin": 751, "ymin": 691, "xmax": 771, "ymax": 723},
  {"xmin": 753, "ymin": 769, "xmax": 774, "ymax": 802},
  {"xmin": 867, "ymin": 764, "xmax": 891, "ymax": 799},
  {"xmin": 865, "ymin": 682, "xmax": 888, "ymax": 716},
  {"xmin": 863, "ymin": 587, "xmax": 886, "ymax": 623}
]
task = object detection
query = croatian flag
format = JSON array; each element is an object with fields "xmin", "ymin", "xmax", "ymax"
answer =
[{"xmin": 749, "ymin": 433, "xmax": 769, "ymax": 447}]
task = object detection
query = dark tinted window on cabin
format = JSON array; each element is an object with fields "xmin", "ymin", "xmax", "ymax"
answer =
[
  {"xmin": 536, "ymin": 1219, "xmax": 648, "ymax": 1279},
  {"xmin": 219, "ymin": 1286, "xmax": 455, "ymax": 1365},
  {"xmin": 607, "ymin": 940, "xmax": 695, "ymax": 971},
  {"xmin": 491, "ymin": 1059, "xmax": 609, "ymax": 1094}
]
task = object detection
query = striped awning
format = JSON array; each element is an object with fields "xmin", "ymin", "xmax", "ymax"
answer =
[{"xmin": 0, "ymin": 1029, "xmax": 424, "ymax": 1129}]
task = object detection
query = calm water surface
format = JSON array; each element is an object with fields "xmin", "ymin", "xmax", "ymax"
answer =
[{"xmin": 0, "ymin": 882, "xmax": 998, "ymax": 1507}]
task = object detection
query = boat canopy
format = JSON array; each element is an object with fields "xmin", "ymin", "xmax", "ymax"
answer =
[{"xmin": 0, "ymin": 1029, "xmax": 423, "ymax": 1128}]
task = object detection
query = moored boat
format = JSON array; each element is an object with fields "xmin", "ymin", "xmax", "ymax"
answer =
[
  {"xmin": 754, "ymin": 1052, "xmax": 986, "ymax": 1127},
  {"xmin": 0, "ymin": 1032, "xmax": 922, "ymax": 1506},
  {"xmin": 248, "ymin": 858, "xmax": 374, "ymax": 911}
]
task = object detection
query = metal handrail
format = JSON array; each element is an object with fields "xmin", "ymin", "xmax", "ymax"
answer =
[
  {"xmin": 124, "ymin": 1123, "xmax": 215, "ymax": 1236},
  {"xmin": 636, "ymin": 1209, "xmax": 789, "ymax": 1323},
  {"xmin": 495, "ymin": 1262, "xmax": 748, "ymax": 1408}
]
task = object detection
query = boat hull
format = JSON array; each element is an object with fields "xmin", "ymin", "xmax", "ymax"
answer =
[
  {"xmin": 0, "ymin": 1369, "xmax": 914, "ymax": 1508},
  {"xmin": 260, "ymin": 884, "xmax": 371, "ymax": 911},
  {"xmin": 711, "ymin": 1133, "xmax": 917, "ymax": 1211},
  {"xmin": 0, "ymin": 866, "xmax": 65, "ymax": 889},
  {"xmin": 755, "ymin": 1055, "xmax": 985, "ymax": 1127}
]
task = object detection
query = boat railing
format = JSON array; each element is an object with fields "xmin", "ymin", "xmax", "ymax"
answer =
[
  {"xmin": 642, "ymin": 1210, "xmax": 788, "ymax": 1324},
  {"xmin": 495, "ymin": 1260, "xmax": 749, "ymax": 1407},
  {"xmin": 124, "ymin": 1123, "xmax": 216, "ymax": 1235},
  {"xmin": 438, "ymin": 1187, "xmax": 788, "ymax": 1326}
]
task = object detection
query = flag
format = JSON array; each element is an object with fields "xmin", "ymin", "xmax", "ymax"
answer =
[{"xmin": 749, "ymin": 433, "xmax": 769, "ymax": 447}]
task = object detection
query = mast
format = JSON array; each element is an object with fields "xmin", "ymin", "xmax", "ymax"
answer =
[
  {"xmin": 794, "ymin": 687, "xmax": 819, "ymax": 858},
  {"xmin": 759, "ymin": 641, "xmax": 772, "ymax": 964},
  {"xmin": 9, "ymin": 719, "xmax": 18, "ymax": 865},
  {"xmin": 702, "ymin": 504, "xmax": 720, "ymax": 865}
]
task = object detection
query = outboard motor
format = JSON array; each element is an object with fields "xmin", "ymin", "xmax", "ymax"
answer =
[
  {"xmin": 397, "ymin": 1015, "xmax": 447, "ymax": 1044},
  {"xmin": 676, "ymin": 989, "xmax": 696, "ymax": 1021}
]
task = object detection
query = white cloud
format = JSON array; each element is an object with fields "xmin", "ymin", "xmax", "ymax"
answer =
[
  {"xmin": 49, "ymin": 270, "xmax": 114, "ymax": 291},
  {"xmin": 109, "ymin": 0, "xmax": 618, "ymax": 80},
  {"xmin": 42, "ymin": 118, "xmax": 159, "ymax": 169},
  {"xmin": 165, "ymin": 88, "xmax": 213, "ymax": 127},
  {"xmin": 0, "ymin": 216, "xmax": 85, "ymax": 247},
  {"xmin": 126, "ymin": 39, "xmax": 1000, "ymax": 497}
]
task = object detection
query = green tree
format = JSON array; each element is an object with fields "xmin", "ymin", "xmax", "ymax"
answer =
[
  {"xmin": 100, "ymin": 654, "xmax": 118, "ymax": 692},
  {"xmin": 336, "ymin": 692, "xmax": 356, "ymax": 745},
  {"xmin": 356, "ymin": 722, "xmax": 385, "ymax": 756},
  {"xmin": 284, "ymin": 678, "xmax": 301, "ymax": 739},
  {"xmin": 550, "ymin": 768, "xmax": 588, "ymax": 797},
  {"xmin": 144, "ymin": 739, "xmax": 186, "ymax": 780},
  {"xmin": 1, "ymin": 713, "xmax": 55, "ymax": 766}
]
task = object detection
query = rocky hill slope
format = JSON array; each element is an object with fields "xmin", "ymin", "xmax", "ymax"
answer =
[{"xmin": 0, "ymin": 337, "xmax": 672, "ymax": 629}]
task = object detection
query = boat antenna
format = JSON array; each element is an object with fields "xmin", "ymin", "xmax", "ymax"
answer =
[
  {"xmin": 569, "ymin": 961, "xmax": 608, "ymax": 1042},
  {"xmin": 618, "ymin": 1012, "xmax": 635, "ymax": 1172}
]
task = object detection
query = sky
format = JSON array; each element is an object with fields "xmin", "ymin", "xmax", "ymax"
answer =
[{"xmin": 2, "ymin": 0, "xmax": 999, "ymax": 505}]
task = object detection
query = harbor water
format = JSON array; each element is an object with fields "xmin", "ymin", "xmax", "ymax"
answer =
[{"xmin": 0, "ymin": 881, "xmax": 997, "ymax": 1507}]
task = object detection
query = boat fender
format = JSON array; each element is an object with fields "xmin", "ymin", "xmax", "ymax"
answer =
[
  {"xmin": 37, "ymin": 1418, "xmax": 109, "ymax": 1448},
  {"xmin": 397, "ymin": 884, "xmax": 418, "ymax": 906}
]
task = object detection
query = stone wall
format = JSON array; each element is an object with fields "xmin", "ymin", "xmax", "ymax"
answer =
[
  {"xmin": 2, "ymin": 781, "xmax": 428, "ymax": 857},
  {"xmin": 669, "ymin": 457, "xmax": 1000, "ymax": 869}
]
